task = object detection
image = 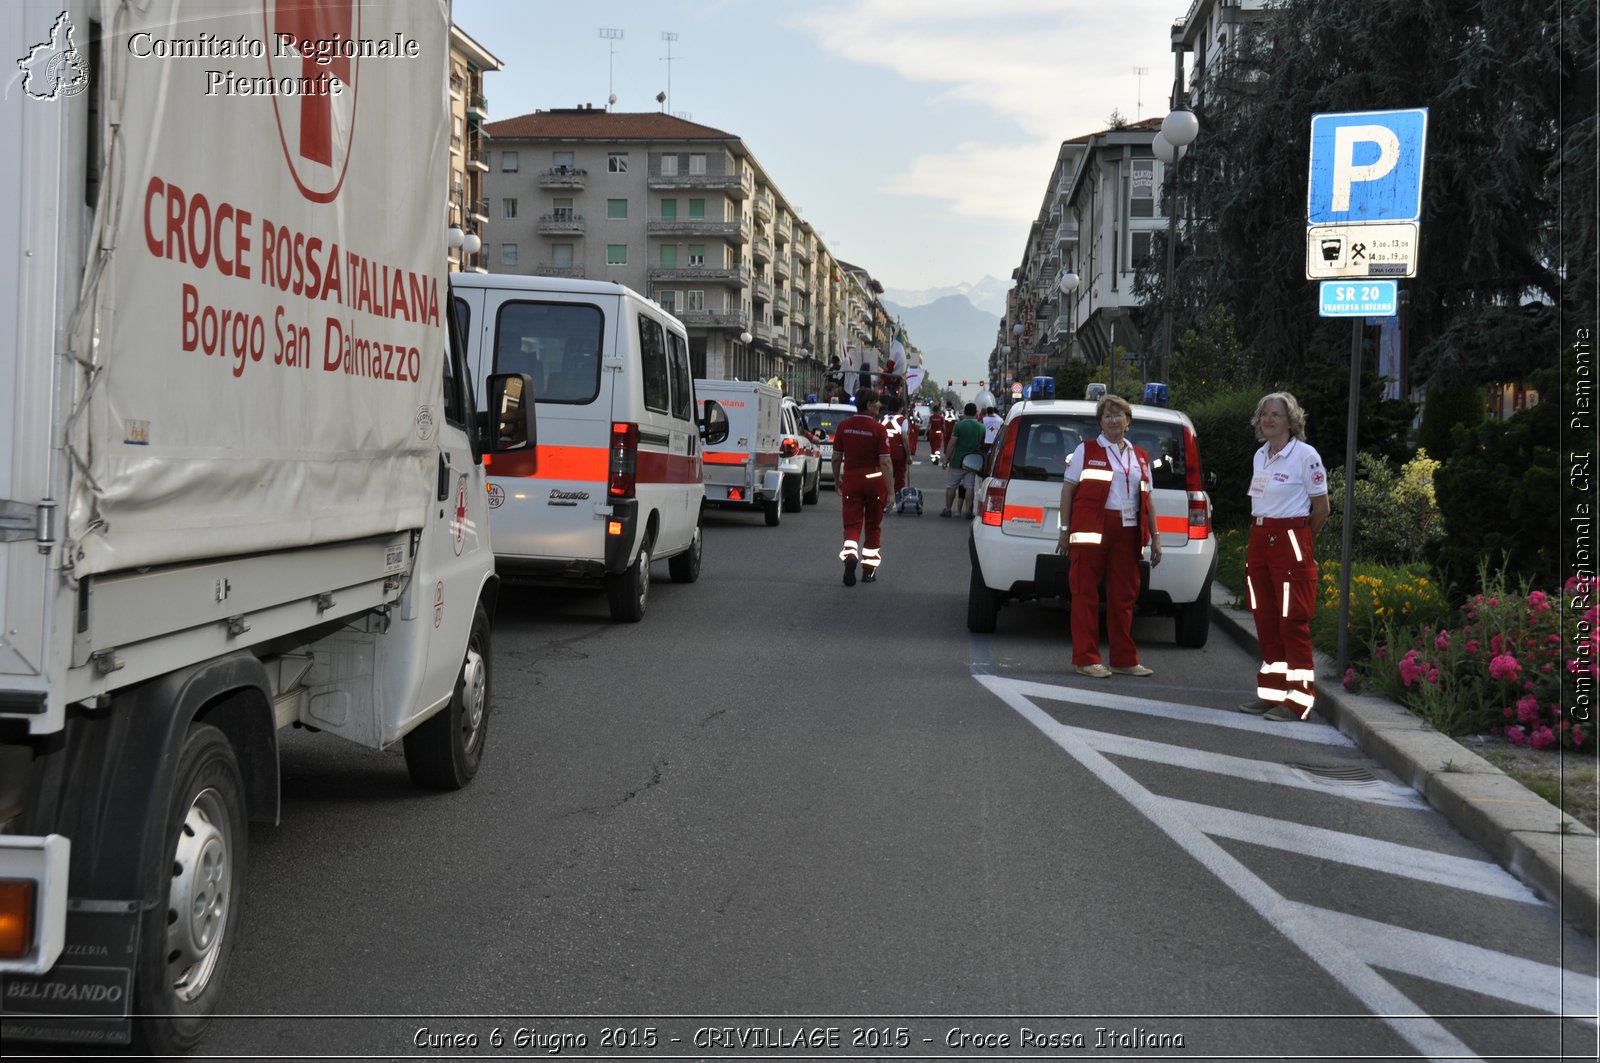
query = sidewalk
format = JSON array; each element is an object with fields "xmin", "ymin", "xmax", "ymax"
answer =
[{"xmin": 1211, "ymin": 583, "xmax": 1599, "ymax": 938}]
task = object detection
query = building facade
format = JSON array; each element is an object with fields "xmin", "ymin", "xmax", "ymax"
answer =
[
  {"xmin": 480, "ymin": 109, "xmax": 890, "ymax": 396},
  {"xmin": 447, "ymin": 24, "xmax": 502, "ymax": 273}
]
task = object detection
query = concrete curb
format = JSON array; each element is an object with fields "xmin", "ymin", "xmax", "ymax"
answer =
[{"xmin": 1211, "ymin": 584, "xmax": 1599, "ymax": 939}]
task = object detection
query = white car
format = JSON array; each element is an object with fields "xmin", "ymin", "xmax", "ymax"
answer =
[
  {"xmin": 780, "ymin": 398, "xmax": 823, "ymax": 509},
  {"xmin": 966, "ymin": 399, "xmax": 1217, "ymax": 647},
  {"xmin": 797, "ymin": 402, "xmax": 860, "ymax": 486}
]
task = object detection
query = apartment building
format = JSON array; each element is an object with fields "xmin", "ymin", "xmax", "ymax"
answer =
[
  {"xmin": 446, "ymin": 24, "xmax": 502, "ymax": 273},
  {"xmin": 481, "ymin": 108, "xmax": 877, "ymax": 396}
]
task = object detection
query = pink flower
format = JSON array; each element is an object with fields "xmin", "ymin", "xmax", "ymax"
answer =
[
  {"xmin": 1528, "ymin": 590, "xmax": 1549, "ymax": 609},
  {"xmin": 1465, "ymin": 640, "xmax": 1480, "ymax": 654},
  {"xmin": 1426, "ymin": 667, "xmax": 1439, "ymax": 684},
  {"xmin": 1490, "ymin": 635, "xmax": 1504, "ymax": 655},
  {"xmin": 1542, "ymin": 663, "xmax": 1554, "ymax": 673},
  {"xmin": 1343, "ymin": 668, "xmax": 1356, "ymax": 689},
  {"xmin": 1434, "ymin": 630, "xmax": 1451, "ymax": 652},
  {"xmin": 1545, "ymin": 634, "xmax": 1562, "ymax": 646},
  {"xmin": 1503, "ymin": 707, "xmax": 1515, "ymax": 718},
  {"xmin": 1574, "ymin": 727, "xmax": 1587, "ymax": 747},
  {"xmin": 1489, "ymin": 597, "xmax": 1500, "ymax": 607},
  {"xmin": 1524, "ymin": 681, "xmax": 1536, "ymax": 692},
  {"xmin": 1489, "ymin": 654, "xmax": 1522, "ymax": 681},
  {"xmin": 1506, "ymin": 726, "xmax": 1528, "ymax": 746},
  {"xmin": 1375, "ymin": 645, "xmax": 1388, "ymax": 659},
  {"xmin": 1530, "ymin": 726, "xmax": 1557, "ymax": 750},
  {"xmin": 1516, "ymin": 696, "xmax": 1540, "ymax": 725}
]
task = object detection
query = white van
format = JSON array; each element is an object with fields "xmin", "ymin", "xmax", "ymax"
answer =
[
  {"xmin": 452, "ymin": 275, "xmax": 729, "ymax": 622},
  {"xmin": 696, "ymin": 379, "xmax": 786, "ymax": 525}
]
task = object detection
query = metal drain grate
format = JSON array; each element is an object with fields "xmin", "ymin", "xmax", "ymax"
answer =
[{"xmin": 1286, "ymin": 762, "xmax": 1382, "ymax": 785}]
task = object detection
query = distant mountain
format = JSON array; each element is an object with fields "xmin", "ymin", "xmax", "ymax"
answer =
[
  {"xmin": 883, "ymin": 275, "xmax": 1010, "ymax": 318},
  {"xmin": 884, "ymin": 294, "xmax": 1001, "ymax": 390}
]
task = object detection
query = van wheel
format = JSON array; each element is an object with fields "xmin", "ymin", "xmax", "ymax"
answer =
[
  {"xmin": 763, "ymin": 493, "xmax": 782, "ymax": 527},
  {"xmin": 1175, "ymin": 598, "xmax": 1211, "ymax": 648},
  {"xmin": 802, "ymin": 469, "xmax": 820, "ymax": 505},
  {"xmin": 404, "ymin": 603, "xmax": 491, "ymax": 788},
  {"xmin": 668, "ymin": 521, "xmax": 702, "ymax": 583},
  {"xmin": 782, "ymin": 473, "xmax": 802, "ymax": 513},
  {"xmin": 132, "ymin": 724, "xmax": 246, "ymax": 1057},
  {"xmin": 607, "ymin": 534, "xmax": 651, "ymax": 622},
  {"xmin": 967, "ymin": 565, "xmax": 1001, "ymax": 633}
]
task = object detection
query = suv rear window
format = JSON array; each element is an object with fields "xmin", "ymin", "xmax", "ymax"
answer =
[{"xmin": 1009, "ymin": 414, "xmax": 1189, "ymax": 490}]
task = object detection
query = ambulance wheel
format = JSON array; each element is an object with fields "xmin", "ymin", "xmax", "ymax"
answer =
[
  {"xmin": 966, "ymin": 566, "xmax": 1001, "ymax": 633},
  {"xmin": 404, "ymin": 603, "xmax": 491, "ymax": 788},
  {"xmin": 802, "ymin": 470, "xmax": 820, "ymax": 505},
  {"xmin": 782, "ymin": 473, "xmax": 802, "ymax": 513},
  {"xmin": 133, "ymin": 724, "xmax": 247, "ymax": 1057},
  {"xmin": 607, "ymin": 534, "xmax": 652, "ymax": 622},
  {"xmin": 668, "ymin": 521, "xmax": 702, "ymax": 583},
  {"xmin": 763, "ymin": 494, "xmax": 782, "ymax": 527}
]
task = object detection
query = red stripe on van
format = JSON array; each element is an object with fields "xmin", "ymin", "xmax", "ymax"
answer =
[
  {"xmin": 485, "ymin": 445, "xmax": 608, "ymax": 481},
  {"xmin": 702, "ymin": 452, "xmax": 751, "ymax": 465},
  {"xmin": 636, "ymin": 452, "xmax": 702, "ymax": 484}
]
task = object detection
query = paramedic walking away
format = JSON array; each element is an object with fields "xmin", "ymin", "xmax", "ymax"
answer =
[
  {"xmin": 1056, "ymin": 394, "xmax": 1161, "ymax": 678},
  {"xmin": 881, "ymin": 393, "xmax": 910, "ymax": 497},
  {"xmin": 1239, "ymin": 392, "xmax": 1330, "ymax": 720},
  {"xmin": 832, "ymin": 389, "xmax": 893, "ymax": 586}
]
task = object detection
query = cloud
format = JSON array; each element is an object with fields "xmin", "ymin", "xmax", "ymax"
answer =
[{"xmin": 882, "ymin": 139, "xmax": 1062, "ymax": 222}]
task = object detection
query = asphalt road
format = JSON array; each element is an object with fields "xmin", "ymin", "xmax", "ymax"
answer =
[{"xmin": 199, "ymin": 462, "xmax": 1597, "ymax": 1062}]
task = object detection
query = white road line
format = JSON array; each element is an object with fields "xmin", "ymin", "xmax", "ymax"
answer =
[
  {"xmin": 1291, "ymin": 905, "xmax": 1600, "ymax": 1026},
  {"xmin": 1075, "ymin": 727, "xmax": 1428, "ymax": 809},
  {"xmin": 997, "ymin": 676, "xmax": 1353, "ymax": 747},
  {"xmin": 1167, "ymin": 798, "xmax": 1545, "ymax": 905},
  {"xmin": 976, "ymin": 672, "xmax": 1482, "ymax": 1061}
]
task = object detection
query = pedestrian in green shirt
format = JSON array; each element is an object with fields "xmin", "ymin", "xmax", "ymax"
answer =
[{"xmin": 941, "ymin": 403, "xmax": 986, "ymax": 518}]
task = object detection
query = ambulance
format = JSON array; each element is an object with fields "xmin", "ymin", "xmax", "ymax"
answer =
[{"xmin": 695, "ymin": 379, "xmax": 787, "ymax": 525}]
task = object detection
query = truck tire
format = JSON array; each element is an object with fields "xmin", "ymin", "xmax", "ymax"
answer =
[
  {"xmin": 404, "ymin": 603, "xmax": 492, "ymax": 788},
  {"xmin": 967, "ymin": 565, "xmax": 1001, "ymax": 633},
  {"xmin": 133, "ymin": 724, "xmax": 247, "ymax": 1057},
  {"xmin": 1175, "ymin": 597, "xmax": 1212, "ymax": 648},
  {"xmin": 668, "ymin": 520, "xmax": 702, "ymax": 583},
  {"xmin": 607, "ymin": 533, "xmax": 652, "ymax": 622},
  {"xmin": 802, "ymin": 469, "xmax": 820, "ymax": 505},
  {"xmin": 782, "ymin": 472, "xmax": 802, "ymax": 513},
  {"xmin": 763, "ymin": 493, "xmax": 782, "ymax": 527}
]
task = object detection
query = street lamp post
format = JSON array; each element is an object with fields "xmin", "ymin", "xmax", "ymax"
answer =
[
  {"xmin": 1154, "ymin": 45, "xmax": 1198, "ymax": 385},
  {"xmin": 1011, "ymin": 322, "xmax": 1024, "ymax": 390},
  {"xmin": 1056, "ymin": 269, "xmax": 1080, "ymax": 370}
]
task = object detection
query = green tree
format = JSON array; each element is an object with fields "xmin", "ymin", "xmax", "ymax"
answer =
[{"xmin": 1168, "ymin": 305, "xmax": 1261, "ymax": 407}]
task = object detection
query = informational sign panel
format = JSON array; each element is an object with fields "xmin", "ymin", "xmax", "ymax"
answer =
[
  {"xmin": 1306, "ymin": 108, "xmax": 1427, "ymax": 279},
  {"xmin": 1318, "ymin": 280, "xmax": 1399, "ymax": 318},
  {"xmin": 1307, "ymin": 223, "xmax": 1419, "ymax": 279}
]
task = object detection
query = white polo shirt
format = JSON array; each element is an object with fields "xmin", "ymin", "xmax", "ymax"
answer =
[
  {"xmin": 1066, "ymin": 434, "xmax": 1144, "ymax": 512},
  {"xmin": 1249, "ymin": 438, "xmax": 1328, "ymax": 517},
  {"xmin": 982, "ymin": 413, "xmax": 1003, "ymax": 444}
]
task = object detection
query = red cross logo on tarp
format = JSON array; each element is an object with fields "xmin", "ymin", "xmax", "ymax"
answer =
[{"xmin": 264, "ymin": 0, "xmax": 361, "ymax": 203}]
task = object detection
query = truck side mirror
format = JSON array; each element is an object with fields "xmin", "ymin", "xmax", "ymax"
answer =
[
  {"xmin": 486, "ymin": 372, "xmax": 536, "ymax": 457},
  {"xmin": 699, "ymin": 399, "xmax": 730, "ymax": 446}
]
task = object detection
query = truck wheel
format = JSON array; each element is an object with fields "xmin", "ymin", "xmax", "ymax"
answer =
[
  {"xmin": 133, "ymin": 724, "xmax": 246, "ymax": 1057},
  {"xmin": 782, "ymin": 473, "xmax": 802, "ymax": 513},
  {"xmin": 668, "ymin": 521, "xmax": 702, "ymax": 583},
  {"xmin": 607, "ymin": 534, "xmax": 651, "ymax": 622},
  {"xmin": 966, "ymin": 565, "xmax": 1001, "ymax": 633},
  {"xmin": 1175, "ymin": 598, "xmax": 1212, "ymax": 648},
  {"xmin": 763, "ymin": 493, "xmax": 782, "ymax": 527},
  {"xmin": 802, "ymin": 469, "xmax": 820, "ymax": 505},
  {"xmin": 404, "ymin": 603, "xmax": 492, "ymax": 788}
]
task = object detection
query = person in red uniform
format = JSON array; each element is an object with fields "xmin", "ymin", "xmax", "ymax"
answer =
[
  {"xmin": 1238, "ymin": 391, "xmax": 1330, "ymax": 720},
  {"xmin": 1055, "ymin": 394, "xmax": 1162, "ymax": 678},
  {"xmin": 831, "ymin": 389, "xmax": 893, "ymax": 585},
  {"xmin": 880, "ymin": 393, "xmax": 910, "ymax": 498},
  {"xmin": 928, "ymin": 407, "xmax": 945, "ymax": 464}
]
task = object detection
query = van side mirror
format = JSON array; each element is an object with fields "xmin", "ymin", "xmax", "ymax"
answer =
[
  {"xmin": 699, "ymin": 399, "xmax": 730, "ymax": 446},
  {"xmin": 485, "ymin": 372, "xmax": 536, "ymax": 456}
]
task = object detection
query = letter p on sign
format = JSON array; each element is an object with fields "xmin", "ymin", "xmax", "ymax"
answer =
[{"xmin": 1307, "ymin": 108, "xmax": 1427, "ymax": 225}]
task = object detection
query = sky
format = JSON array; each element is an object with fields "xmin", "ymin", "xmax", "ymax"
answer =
[{"xmin": 452, "ymin": 0, "xmax": 1187, "ymax": 293}]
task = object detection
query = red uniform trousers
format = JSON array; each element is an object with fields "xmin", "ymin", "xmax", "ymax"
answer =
[
  {"xmin": 838, "ymin": 468, "xmax": 889, "ymax": 571},
  {"xmin": 890, "ymin": 453, "xmax": 908, "ymax": 495},
  {"xmin": 929, "ymin": 426, "xmax": 944, "ymax": 456},
  {"xmin": 1246, "ymin": 516, "xmax": 1318, "ymax": 718},
  {"xmin": 1069, "ymin": 509, "xmax": 1143, "ymax": 668},
  {"xmin": 906, "ymin": 423, "xmax": 919, "ymax": 456}
]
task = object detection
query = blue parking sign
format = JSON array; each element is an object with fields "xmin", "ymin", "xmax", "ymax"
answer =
[{"xmin": 1307, "ymin": 109, "xmax": 1428, "ymax": 224}]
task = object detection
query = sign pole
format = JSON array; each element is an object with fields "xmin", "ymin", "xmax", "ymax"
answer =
[{"xmin": 1335, "ymin": 317, "xmax": 1362, "ymax": 676}]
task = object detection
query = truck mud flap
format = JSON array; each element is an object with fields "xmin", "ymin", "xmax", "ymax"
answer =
[{"xmin": 0, "ymin": 900, "xmax": 138, "ymax": 1047}]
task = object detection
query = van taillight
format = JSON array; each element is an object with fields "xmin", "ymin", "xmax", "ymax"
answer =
[
  {"xmin": 981, "ymin": 480, "xmax": 1008, "ymax": 526},
  {"xmin": 609, "ymin": 422, "xmax": 639, "ymax": 498},
  {"xmin": 1183, "ymin": 425, "xmax": 1209, "ymax": 539}
]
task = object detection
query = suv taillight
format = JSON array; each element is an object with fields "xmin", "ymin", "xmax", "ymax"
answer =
[
  {"xmin": 609, "ymin": 422, "xmax": 639, "ymax": 498},
  {"xmin": 1183, "ymin": 425, "xmax": 1209, "ymax": 538},
  {"xmin": 981, "ymin": 480, "xmax": 1008, "ymax": 526},
  {"xmin": 780, "ymin": 437, "xmax": 798, "ymax": 457},
  {"xmin": 991, "ymin": 421, "xmax": 1019, "ymax": 478}
]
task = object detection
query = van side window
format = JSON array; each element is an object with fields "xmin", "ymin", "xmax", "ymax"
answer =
[
  {"xmin": 444, "ymin": 296, "xmax": 470, "ymax": 427},
  {"xmin": 667, "ymin": 331, "xmax": 693, "ymax": 422},
  {"xmin": 494, "ymin": 300, "xmax": 604, "ymax": 405},
  {"xmin": 639, "ymin": 314, "xmax": 671, "ymax": 415}
]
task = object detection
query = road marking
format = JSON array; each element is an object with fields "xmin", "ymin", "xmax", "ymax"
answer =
[
  {"xmin": 979, "ymin": 671, "xmax": 1504, "ymax": 1060},
  {"xmin": 1074, "ymin": 728, "xmax": 1427, "ymax": 809},
  {"xmin": 1166, "ymin": 798, "xmax": 1544, "ymax": 905},
  {"xmin": 1290, "ymin": 905, "xmax": 1599, "ymax": 1026}
]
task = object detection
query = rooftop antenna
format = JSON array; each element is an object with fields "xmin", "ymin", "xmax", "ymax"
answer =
[
  {"xmin": 660, "ymin": 32, "xmax": 679, "ymax": 113},
  {"xmin": 1133, "ymin": 65, "xmax": 1149, "ymax": 120},
  {"xmin": 656, "ymin": 91, "xmax": 666, "ymax": 112},
  {"xmin": 599, "ymin": 28, "xmax": 623, "ymax": 110}
]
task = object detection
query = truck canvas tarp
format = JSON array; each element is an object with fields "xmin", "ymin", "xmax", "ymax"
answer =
[{"xmin": 56, "ymin": 0, "xmax": 448, "ymax": 576}]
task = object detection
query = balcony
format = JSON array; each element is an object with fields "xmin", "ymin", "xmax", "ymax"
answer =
[
  {"xmin": 751, "ymin": 234, "xmax": 772, "ymax": 263},
  {"xmin": 773, "ymin": 292, "xmax": 790, "ymax": 315},
  {"xmin": 672, "ymin": 308, "xmax": 747, "ymax": 331},
  {"xmin": 536, "ymin": 263, "xmax": 587, "ymax": 279},
  {"xmin": 470, "ymin": 197, "xmax": 489, "ymax": 225},
  {"xmin": 1055, "ymin": 221, "xmax": 1078, "ymax": 248},
  {"xmin": 536, "ymin": 213, "xmax": 586, "ymax": 235},
  {"xmin": 646, "ymin": 169, "xmax": 753, "ymax": 199},
  {"xmin": 792, "ymin": 239, "xmax": 812, "ymax": 263},
  {"xmin": 646, "ymin": 263, "xmax": 752, "ymax": 286},
  {"xmin": 791, "ymin": 268, "xmax": 810, "ymax": 294},
  {"xmin": 772, "ymin": 331, "xmax": 790, "ymax": 353},
  {"xmin": 789, "ymin": 306, "xmax": 808, "ymax": 327},
  {"xmin": 753, "ymin": 277, "xmax": 773, "ymax": 302},
  {"xmin": 645, "ymin": 217, "xmax": 750, "ymax": 241},
  {"xmin": 773, "ymin": 220, "xmax": 790, "ymax": 246},
  {"xmin": 754, "ymin": 321, "xmax": 773, "ymax": 342},
  {"xmin": 753, "ymin": 193, "xmax": 774, "ymax": 223},
  {"xmin": 466, "ymin": 93, "xmax": 489, "ymax": 121},
  {"xmin": 773, "ymin": 255, "xmax": 791, "ymax": 280},
  {"xmin": 466, "ymin": 133, "xmax": 489, "ymax": 172},
  {"xmin": 537, "ymin": 167, "xmax": 588, "ymax": 189}
]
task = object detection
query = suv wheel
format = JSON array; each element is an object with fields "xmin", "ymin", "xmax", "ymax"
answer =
[
  {"xmin": 966, "ymin": 565, "xmax": 1001, "ymax": 633},
  {"xmin": 1175, "ymin": 586, "xmax": 1212, "ymax": 648}
]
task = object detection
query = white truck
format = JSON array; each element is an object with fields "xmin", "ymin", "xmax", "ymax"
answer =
[
  {"xmin": 0, "ymin": 1, "xmax": 530, "ymax": 1053},
  {"xmin": 696, "ymin": 379, "xmax": 786, "ymax": 526}
]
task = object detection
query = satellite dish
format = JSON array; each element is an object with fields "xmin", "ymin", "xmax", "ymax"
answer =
[
  {"xmin": 656, "ymin": 91, "xmax": 667, "ymax": 104},
  {"xmin": 608, "ymin": 93, "xmax": 617, "ymax": 106}
]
